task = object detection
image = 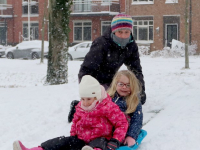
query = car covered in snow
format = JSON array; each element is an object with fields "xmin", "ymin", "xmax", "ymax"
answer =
[
  {"xmin": 0, "ymin": 45, "xmax": 12, "ymax": 57},
  {"xmin": 67, "ymin": 41, "xmax": 92, "ymax": 60},
  {"xmin": 0, "ymin": 45, "xmax": 6, "ymax": 57},
  {"xmin": 5, "ymin": 40, "xmax": 49, "ymax": 59}
]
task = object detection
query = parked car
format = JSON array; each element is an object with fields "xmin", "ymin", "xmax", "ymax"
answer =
[
  {"xmin": 0, "ymin": 45, "xmax": 12, "ymax": 57},
  {"xmin": 5, "ymin": 40, "xmax": 49, "ymax": 59},
  {"xmin": 0, "ymin": 45, "xmax": 6, "ymax": 57},
  {"xmin": 67, "ymin": 41, "xmax": 92, "ymax": 60}
]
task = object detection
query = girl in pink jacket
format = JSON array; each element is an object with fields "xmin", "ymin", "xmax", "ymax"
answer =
[{"xmin": 13, "ymin": 75, "xmax": 128, "ymax": 150}]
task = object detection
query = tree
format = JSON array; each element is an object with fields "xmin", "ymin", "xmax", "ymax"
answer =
[
  {"xmin": 184, "ymin": 0, "xmax": 190, "ymax": 69},
  {"xmin": 40, "ymin": 0, "xmax": 48, "ymax": 64},
  {"xmin": 46, "ymin": 0, "xmax": 72, "ymax": 85},
  {"xmin": 172, "ymin": 0, "xmax": 191, "ymax": 68}
]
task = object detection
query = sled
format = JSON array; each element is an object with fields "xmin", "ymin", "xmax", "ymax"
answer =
[{"xmin": 117, "ymin": 129, "xmax": 147, "ymax": 150}]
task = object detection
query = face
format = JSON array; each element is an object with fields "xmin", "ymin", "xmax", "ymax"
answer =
[
  {"xmin": 115, "ymin": 30, "xmax": 131, "ymax": 39},
  {"xmin": 81, "ymin": 97, "xmax": 96, "ymax": 107},
  {"xmin": 116, "ymin": 75, "xmax": 131, "ymax": 97}
]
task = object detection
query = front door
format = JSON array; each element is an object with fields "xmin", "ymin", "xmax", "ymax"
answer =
[{"xmin": 165, "ymin": 24, "xmax": 178, "ymax": 47}]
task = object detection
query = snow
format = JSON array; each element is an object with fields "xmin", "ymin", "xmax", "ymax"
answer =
[{"xmin": 0, "ymin": 56, "xmax": 200, "ymax": 150}]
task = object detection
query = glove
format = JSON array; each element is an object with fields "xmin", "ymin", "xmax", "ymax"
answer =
[
  {"xmin": 107, "ymin": 138, "xmax": 120, "ymax": 150},
  {"xmin": 124, "ymin": 136, "xmax": 136, "ymax": 147},
  {"xmin": 68, "ymin": 100, "xmax": 79, "ymax": 123},
  {"xmin": 140, "ymin": 90, "xmax": 146, "ymax": 105},
  {"xmin": 89, "ymin": 137, "xmax": 107, "ymax": 150}
]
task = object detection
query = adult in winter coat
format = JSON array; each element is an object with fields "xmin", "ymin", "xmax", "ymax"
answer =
[
  {"xmin": 78, "ymin": 13, "xmax": 146, "ymax": 105},
  {"xmin": 68, "ymin": 13, "xmax": 146, "ymax": 123},
  {"xmin": 13, "ymin": 75, "xmax": 128, "ymax": 150}
]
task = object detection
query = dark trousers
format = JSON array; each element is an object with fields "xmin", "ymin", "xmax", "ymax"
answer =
[{"xmin": 41, "ymin": 136, "xmax": 85, "ymax": 150}]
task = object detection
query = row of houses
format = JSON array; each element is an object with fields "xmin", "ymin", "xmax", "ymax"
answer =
[{"xmin": 0, "ymin": 0, "xmax": 199, "ymax": 53}]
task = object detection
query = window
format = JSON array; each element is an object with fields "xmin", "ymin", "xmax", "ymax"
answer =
[
  {"xmin": 101, "ymin": 21, "xmax": 111, "ymax": 35},
  {"xmin": 23, "ymin": 22, "xmax": 39, "ymax": 40},
  {"xmin": 22, "ymin": 0, "xmax": 38, "ymax": 15},
  {"xmin": 133, "ymin": 20, "xmax": 153, "ymax": 42},
  {"xmin": 22, "ymin": 0, "xmax": 38, "ymax": 2},
  {"xmin": 165, "ymin": 0, "xmax": 178, "ymax": 3},
  {"xmin": 0, "ymin": 0, "xmax": 6, "ymax": 4},
  {"xmin": 74, "ymin": 0, "xmax": 91, "ymax": 12},
  {"xmin": 74, "ymin": 21, "xmax": 91, "ymax": 42},
  {"xmin": 0, "ymin": 21, "xmax": 7, "ymax": 45},
  {"xmin": 101, "ymin": 0, "xmax": 111, "ymax": 5},
  {"xmin": 132, "ymin": 0, "xmax": 154, "ymax": 4}
]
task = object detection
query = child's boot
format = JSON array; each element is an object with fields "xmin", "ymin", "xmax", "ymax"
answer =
[{"xmin": 13, "ymin": 141, "xmax": 43, "ymax": 150}]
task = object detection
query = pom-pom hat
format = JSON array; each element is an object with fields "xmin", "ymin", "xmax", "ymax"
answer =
[
  {"xmin": 111, "ymin": 13, "xmax": 133, "ymax": 33},
  {"xmin": 79, "ymin": 75, "xmax": 101, "ymax": 100}
]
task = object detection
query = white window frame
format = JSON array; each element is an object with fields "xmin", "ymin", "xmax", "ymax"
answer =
[
  {"xmin": 132, "ymin": 0, "xmax": 154, "ymax": 5},
  {"xmin": 73, "ymin": 21, "xmax": 92, "ymax": 42},
  {"xmin": 101, "ymin": 21, "xmax": 111, "ymax": 35},
  {"xmin": 0, "ymin": 0, "xmax": 7, "ymax": 4},
  {"xmin": 22, "ymin": 0, "xmax": 38, "ymax": 17},
  {"xmin": 101, "ymin": 0, "xmax": 111, "ymax": 6},
  {"xmin": 73, "ymin": 0, "xmax": 91, "ymax": 12},
  {"xmin": 22, "ymin": 0, "xmax": 38, "ymax": 2},
  {"xmin": 133, "ymin": 20, "xmax": 154, "ymax": 43},
  {"xmin": 165, "ymin": 0, "xmax": 178, "ymax": 4},
  {"xmin": 22, "ymin": 21, "xmax": 39, "ymax": 40}
]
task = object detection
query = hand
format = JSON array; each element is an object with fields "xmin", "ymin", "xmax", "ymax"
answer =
[
  {"xmin": 89, "ymin": 137, "xmax": 107, "ymax": 150},
  {"xmin": 140, "ymin": 90, "xmax": 146, "ymax": 105},
  {"xmin": 124, "ymin": 136, "xmax": 136, "ymax": 147},
  {"xmin": 107, "ymin": 138, "xmax": 120, "ymax": 150}
]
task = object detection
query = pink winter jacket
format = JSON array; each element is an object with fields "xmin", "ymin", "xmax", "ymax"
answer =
[{"xmin": 70, "ymin": 94, "xmax": 128, "ymax": 144}]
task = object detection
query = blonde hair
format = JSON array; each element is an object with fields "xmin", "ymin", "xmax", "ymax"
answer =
[{"xmin": 107, "ymin": 70, "xmax": 141, "ymax": 114}]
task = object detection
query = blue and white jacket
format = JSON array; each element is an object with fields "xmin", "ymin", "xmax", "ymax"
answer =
[{"xmin": 112, "ymin": 93, "xmax": 143, "ymax": 140}]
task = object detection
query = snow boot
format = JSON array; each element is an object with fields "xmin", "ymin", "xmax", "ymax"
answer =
[{"xmin": 13, "ymin": 141, "xmax": 43, "ymax": 150}]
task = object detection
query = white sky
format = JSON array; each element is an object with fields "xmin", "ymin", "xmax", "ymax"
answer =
[{"xmin": 0, "ymin": 56, "xmax": 200, "ymax": 150}]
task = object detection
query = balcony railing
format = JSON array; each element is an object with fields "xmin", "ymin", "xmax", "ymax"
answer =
[
  {"xmin": 0, "ymin": 4, "xmax": 13, "ymax": 18},
  {"xmin": 71, "ymin": 0, "xmax": 120, "ymax": 14}
]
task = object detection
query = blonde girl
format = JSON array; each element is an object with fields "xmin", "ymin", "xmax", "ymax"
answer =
[{"xmin": 107, "ymin": 70, "xmax": 143, "ymax": 147}]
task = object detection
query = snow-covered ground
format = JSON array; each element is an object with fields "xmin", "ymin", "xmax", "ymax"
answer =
[{"xmin": 0, "ymin": 56, "xmax": 200, "ymax": 150}]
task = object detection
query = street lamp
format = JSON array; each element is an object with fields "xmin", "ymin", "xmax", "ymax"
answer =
[{"xmin": 28, "ymin": 0, "xmax": 30, "ymax": 41}]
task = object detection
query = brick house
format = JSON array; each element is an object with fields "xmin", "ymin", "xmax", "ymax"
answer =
[
  {"xmin": 0, "ymin": 0, "xmax": 48, "ymax": 46},
  {"xmin": 69, "ymin": 0, "xmax": 200, "ymax": 53},
  {"xmin": 68, "ymin": 0, "xmax": 126, "ymax": 46},
  {"xmin": 126, "ymin": 0, "xmax": 200, "ymax": 53},
  {"xmin": 1, "ymin": 0, "xmax": 199, "ymax": 54}
]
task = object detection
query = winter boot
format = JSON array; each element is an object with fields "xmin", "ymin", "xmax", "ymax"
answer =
[
  {"xmin": 13, "ymin": 141, "xmax": 43, "ymax": 150},
  {"xmin": 68, "ymin": 100, "xmax": 79, "ymax": 123}
]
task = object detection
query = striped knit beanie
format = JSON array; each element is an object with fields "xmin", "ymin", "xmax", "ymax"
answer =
[{"xmin": 111, "ymin": 14, "xmax": 133, "ymax": 33}]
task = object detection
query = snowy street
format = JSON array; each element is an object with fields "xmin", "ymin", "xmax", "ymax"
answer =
[{"xmin": 0, "ymin": 56, "xmax": 200, "ymax": 150}]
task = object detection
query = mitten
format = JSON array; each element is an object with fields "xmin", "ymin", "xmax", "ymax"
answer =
[
  {"xmin": 140, "ymin": 90, "xmax": 146, "ymax": 105},
  {"xmin": 68, "ymin": 100, "xmax": 79, "ymax": 123},
  {"xmin": 124, "ymin": 136, "xmax": 136, "ymax": 146},
  {"xmin": 107, "ymin": 138, "xmax": 120, "ymax": 150},
  {"xmin": 89, "ymin": 137, "xmax": 107, "ymax": 150}
]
